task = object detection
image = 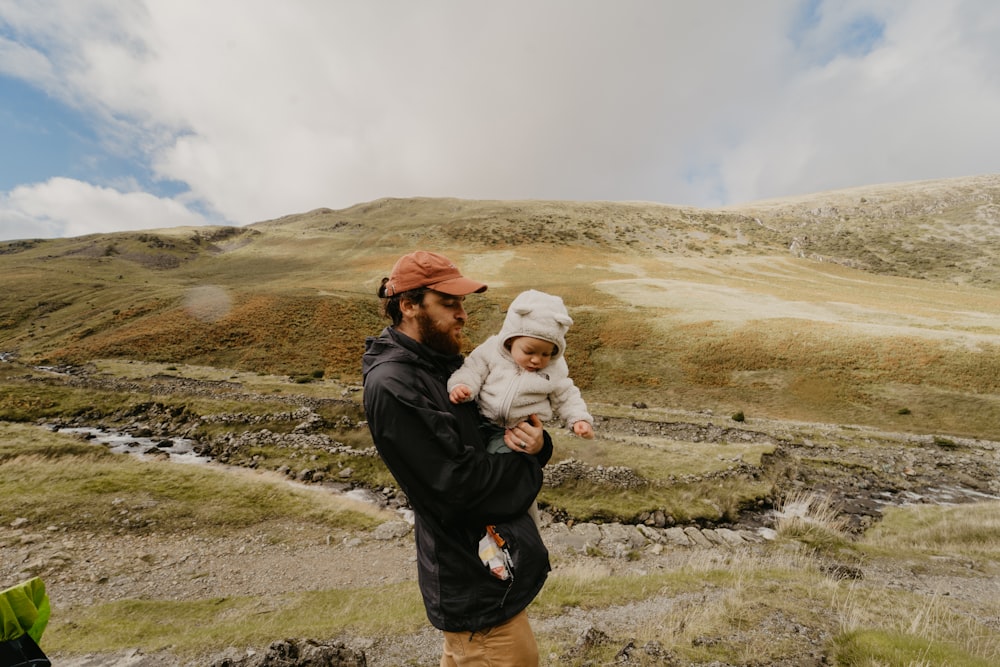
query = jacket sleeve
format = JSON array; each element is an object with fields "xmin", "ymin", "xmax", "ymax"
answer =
[
  {"xmin": 366, "ymin": 361, "xmax": 552, "ymax": 527},
  {"xmin": 446, "ymin": 338, "xmax": 493, "ymax": 398},
  {"xmin": 549, "ymin": 358, "xmax": 594, "ymax": 426}
]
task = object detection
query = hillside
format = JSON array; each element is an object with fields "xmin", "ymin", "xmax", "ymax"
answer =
[
  {"xmin": 4, "ymin": 175, "xmax": 1000, "ymax": 666},
  {"xmin": 2, "ymin": 174, "xmax": 1000, "ymax": 437}
]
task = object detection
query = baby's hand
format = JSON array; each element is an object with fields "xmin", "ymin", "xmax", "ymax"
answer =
[
  {"xmin": 573, "ymin": 421, "xmax": 595, "ymax": 439},
  {"xmin": 449, "ymin": 384, "xmax": 473, "ymax": 404}
]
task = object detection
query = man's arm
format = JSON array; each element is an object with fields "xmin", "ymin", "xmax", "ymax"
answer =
[{"xmin": 366, "ymin": 365, "xmax": 550, "ymax": 526}]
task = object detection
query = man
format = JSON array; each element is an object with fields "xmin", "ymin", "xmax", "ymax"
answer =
[{"xmin": 362, "ymin": 250, "xmax": 553, "ymax": 666}]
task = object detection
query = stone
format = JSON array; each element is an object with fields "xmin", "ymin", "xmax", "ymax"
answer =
[
  {"xmin": 372, "ymin": 521, "xmax": 411, "ymax": 541},
  {"xmin": 636, "ymin": 524, "xmax": 664, "ymax": 544},
  {"xmin": 663, "ymin": 527, "xmax": 692, "ymax": 547},
  {"xmin": 715, "ymin": 528, "xmax": 747, "ymax": 547},
  {"xmin": 208, "ymin": 638, "xmax": 367, "ymax": 666},
  {"xmin": 599, "ymin": 523, "xmax": 648, "ymax": 550},
  {"xmin": 544, "ymin": 522, "xmax": 599, "ymax": 553},
  {"xmin": 683, "ymin": 527, "xmax": 713, "ymax": 548}
]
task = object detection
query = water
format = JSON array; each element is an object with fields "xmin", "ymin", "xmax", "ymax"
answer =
[
  {"xmin": 56, "ymin": 426, "xmax": 209, "ymax": 465},
  {"xmin": 57, "ymin": 425, "xmax": 412, "ymax": 521}
]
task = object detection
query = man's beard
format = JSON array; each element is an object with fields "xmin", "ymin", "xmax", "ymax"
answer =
[{"xmin": 416, "ymin": 310, "xmax": 463, "ymax": 355}]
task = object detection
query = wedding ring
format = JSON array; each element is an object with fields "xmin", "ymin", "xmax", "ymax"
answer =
[{"xmin": 518, "ymin": 440, "xmax": 527, "ymax": 449}]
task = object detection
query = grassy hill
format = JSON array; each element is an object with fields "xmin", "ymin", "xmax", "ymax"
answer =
[
  {"xmin": 5, "ymin": 175, "xmax": 1000, "ymax": 665},
  {"xmin": 2, "ymin": 174, "xmax": 1000, "ymax": 438}
]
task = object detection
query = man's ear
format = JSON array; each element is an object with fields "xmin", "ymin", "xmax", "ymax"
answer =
[{"xmin": 399, "ymin": 295, "xmax": 421, "ymax": 318}]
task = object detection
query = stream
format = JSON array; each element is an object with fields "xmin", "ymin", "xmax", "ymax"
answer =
[
  {"xmin": 55, "ymin": 424, "xmax": 410, "ymax": 521},
  {"xmin": 57, "ymin": 426, "xmax": 207, "ymax": 464}
]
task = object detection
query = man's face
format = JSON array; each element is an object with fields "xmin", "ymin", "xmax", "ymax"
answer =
[{"xmin": 414, "ymin": 290, "xmax": 468, "ymax": 355}]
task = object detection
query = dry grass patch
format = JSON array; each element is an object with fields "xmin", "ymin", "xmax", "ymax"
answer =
[
  {"xmin": 540, "ymin": 431, "xmax": 775, "ymax": 523},
  {"xmin": 863, "ymin": 501, "xmax": 1000, "ymax": 560},
  {"xmin": 554, "ymin": 432, "xmax": 771, "ymax": 478},
  {"xmin": 834, "ymin": 586, "xmax": 1000, "ymax": 666},
  {"xmin": 46, "ymin": 582, "xmax": 426, "ymax": 657},
  {"xmin": 775, "ymin": 491, "xmax": 854, "ymax": 555},
  {"xmin": 0, "ymin": 423, "xmax": 389, "ymax": 535}
]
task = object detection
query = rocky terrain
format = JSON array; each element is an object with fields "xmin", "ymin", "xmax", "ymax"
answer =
[{"xmin": 5, "ymin": 365, "xmax": 1000, "ymax": 665}]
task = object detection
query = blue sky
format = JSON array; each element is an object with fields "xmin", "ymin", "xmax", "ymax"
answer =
[{"xmin": 1, "ymin": 0, "xmax": 999, "ymax": 241}]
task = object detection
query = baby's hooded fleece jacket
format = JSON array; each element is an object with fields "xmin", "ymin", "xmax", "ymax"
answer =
[{"xmin": 448, "ymin": 289, "xmax": 594, "ymax": 430}]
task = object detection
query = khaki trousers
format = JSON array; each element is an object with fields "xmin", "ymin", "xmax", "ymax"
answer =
[{"xmin": 440, "ymin": 609, "xmax": 539, "ymax": 666}]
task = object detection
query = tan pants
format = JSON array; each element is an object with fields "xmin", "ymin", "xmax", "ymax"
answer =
[{"xmin": 440, "ymin": 609, "xmax": 539, "ymax": 666}]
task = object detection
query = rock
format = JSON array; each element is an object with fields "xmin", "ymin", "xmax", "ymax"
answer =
[
  {"xmin": 544, "ymin": 523, "xmax": 594, "ymax": 553},
  {"xmin": 599, "ymin": 523, "xmax": 647, "ymax": 550},
  {"xmin": 636, "ymin": 525, "xmax": 664, "ymax": 544},
  {"xmin": 700, "ymin": 528, "xmax": 723, "ymax": 546},
  {"xmin": 683, "ymin": 526, "xmax": 713, "ymax": 548},
  {"xmin": 663, "ymin": 527, "xmax": 692, "ymax": 547},
  {"xmin": 715, "ymin": 527, "xmax": 747, "ymax": 547},
  {"xmin": 821, "ymin": 563, "xmax": 864, "ymax": 580},
  {"xmin": 756, "ymin": 527, "xmax": 778, "ymax": 540},
  {"xmin": 372, "ymin": 521, "xmax": 411, "ymax": 541},
  {"xmin": 576, "ymin": 626, "xmax": 612, "ymax": 650},
  {"xmin": 208, "ymin": 638, "xmax": 366, "ymax": 666},
  {"xmin": 569, "ymin": 523, "xmax": 603, "ymax": 551}
]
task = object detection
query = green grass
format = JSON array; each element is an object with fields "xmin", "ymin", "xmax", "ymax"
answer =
[
  {"xmin": 47, "ymin": 583, "xmax": 427, "ymax": 656},
  {"xmin": 532, "ymin": 490, "xmax": 1000, "ymax": 667},
  {"xmin": 0, "ymin": 423, "xmax": 386, "ymax": 535},
  {"xmin": 7, "ymin": 415, "xmax": 1000, "ymax": 665},
  {"xmin": 5, "ymin": 185, "xmax": 1000, "ymax": 440},
  {"xmin": 540, "ymin": 476, "xmax": 772, "ymax": 524},
  {"xmin": 222, "ymin": 443, "xmax": 397, "ymax": 490},
  {"xmin": 5, "ymin": 184, "xmax": 1000, "ymax": 664},
  {"xmin": 553, "ymin": 431, "xmax": 772, "ymax": 477},
  {"xmin": 834, "ymin": 629, "xmax": 996, "ymax": 667},
  {"xmin": 540, "ymin": 431, "xmax": 776, "ymax": 523},
  {"xmin": 0, "ymin": 373, "xmax": 136, "ymax": 422},
  {"xmin": 864, "ymin": 501, "xmax": 1000, "ymax": 560}
]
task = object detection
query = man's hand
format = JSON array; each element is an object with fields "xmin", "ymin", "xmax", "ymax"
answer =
[
  {"xmin": 449, "ymin": 384, "xmax": 472, "ymax": 404},
  {"xmin": 505, "ymin": 414, "xmax": 544, "ymax": 455}
]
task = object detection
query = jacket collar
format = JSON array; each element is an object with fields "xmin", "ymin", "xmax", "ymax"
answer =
[{"xmin": 363, "ymin": 326, "xmax": 464, "ymax": 378}]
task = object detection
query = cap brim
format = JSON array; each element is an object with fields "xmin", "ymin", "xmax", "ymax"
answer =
[{"xmin": 429, "ymin": 276, "xmax": 488, "ymax": 296}]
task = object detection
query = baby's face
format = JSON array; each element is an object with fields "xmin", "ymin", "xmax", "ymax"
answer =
[{"xmin": 509, "ymin": 336, "xmax": 556, "ymax": 372}]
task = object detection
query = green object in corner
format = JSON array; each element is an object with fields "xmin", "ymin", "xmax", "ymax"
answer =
[{"xmin": 0, "ymin": 577, "xmax": 50, "ymax": 643}]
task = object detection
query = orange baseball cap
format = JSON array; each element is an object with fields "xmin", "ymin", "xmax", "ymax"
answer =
[{"xmin": 383, "ymin": 251, "xmax": 487, "ymax": 296}]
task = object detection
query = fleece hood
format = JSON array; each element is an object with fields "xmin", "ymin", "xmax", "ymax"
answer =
[{"xmin": 499, "ymin": 290, "xmax": 573, "ymax": 360}]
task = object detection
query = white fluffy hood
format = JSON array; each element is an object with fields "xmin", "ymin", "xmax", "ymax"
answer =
[{"xmin": 499, "ymin": 289, "xmax": 573, "ymax": 359}]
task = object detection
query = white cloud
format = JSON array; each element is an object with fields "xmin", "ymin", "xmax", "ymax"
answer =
[
  {"xmin": 0, "ymin": 177, "xmax": 209, "ymax": 240},
  {"xmin": 718, "ymin": 0, "xmax": 1000, "ymax": 203},
  {"xmin": 1, "ymin": 0, "xmax": 999, "ymax": 240}
]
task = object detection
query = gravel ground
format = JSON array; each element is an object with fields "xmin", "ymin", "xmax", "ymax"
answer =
[
  {"xmin": 5, "ymin": 367, "xmax": 1000, "ymax": 665},
  {"xmin": 9, "ymin": 503, "xmax": 1000, "ymax": 667}
]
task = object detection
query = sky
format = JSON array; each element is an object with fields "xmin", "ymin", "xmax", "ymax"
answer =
[{"xmin": 1, "ymin": 1, "xmax": 999, "ymax": 242}]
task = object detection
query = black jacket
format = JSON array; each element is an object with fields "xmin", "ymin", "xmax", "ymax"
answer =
[{"xmin": 362, "ymin": 327, "xmax": 552, "ymax": 632}]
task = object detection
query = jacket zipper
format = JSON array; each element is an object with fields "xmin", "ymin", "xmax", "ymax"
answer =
[{"xmin": 498, "ymin": 368, "xmax": 525, "ymax": 428}]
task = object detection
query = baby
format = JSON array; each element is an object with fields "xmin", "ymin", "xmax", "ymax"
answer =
[{"xmin": 449, "ymin": 289, "xmax": 595, "ymax": 456}]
